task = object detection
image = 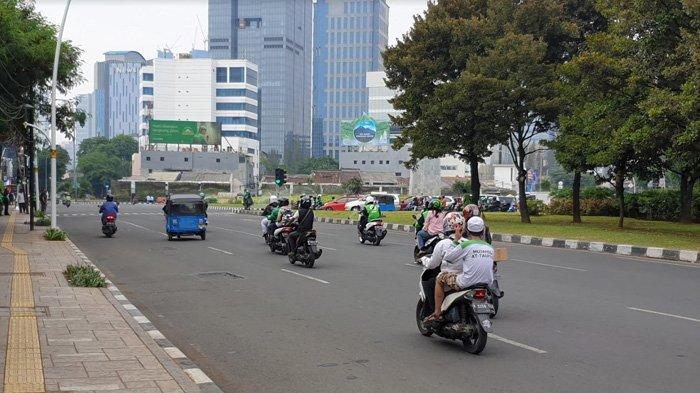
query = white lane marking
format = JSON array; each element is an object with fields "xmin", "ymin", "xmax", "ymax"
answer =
[
  {"xmin": 489, "ymin": 334, "xmax": 548, "ymax": 354},
  {"xmin": 510, "ymin": 258, "xmax": 587, "ymax": 272},
  {"xmin": 404, "ymin": 263, "xmax": 421, "ymax": 268},
  {"xmin": 184, "ymin": 368, "xmax": 214, "ymax": 384},
  {"xmin": 208, "ymin": 247, "xmax": 233, "ymax": 255},
  {"xmin": 280, "ymin": 268, "xmax": 330, "ymax": 284},
  {"xmin": 627, "ymin": 307, "xmax": 700, "ymax": 323},
  {"xmin": 122, "ymin": 220, "xmax": 168, "ymax": 236},
  {"xmin": 213, "ymin": 226, "xmax": 259, "ymax": 237},
  {"xmin": 322, "ymin": 246, "xmax": 338, "ymax": 251},
  {"xmin": 239, "ymin": 218, "xmax": 256, "ymax": 222}
]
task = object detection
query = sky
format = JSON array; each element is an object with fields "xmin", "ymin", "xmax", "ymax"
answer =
[{"xmin": 35, "ymin": 0, "xmax": 429, "ymax": 97}]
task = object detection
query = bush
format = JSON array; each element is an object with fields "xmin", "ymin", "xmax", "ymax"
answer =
[
  {"xmin": 549, "ymin": 189, "xmax": 573, "ymax": 199},
  {"xmin": 35, "ymin": 217, "xmax": 51, "ymax": 226},
  {"xmin": 581, "ymin": 187, "xmax": 616, "ymax": 200},
  {"xmin": 205, "ymin": 197, "xmax": 218, "ymax": 204},
  {"xmin": 64, "ymin": 264, "xmax": 106, "ymax": 287},
  {"xmin": 527, "ymin": 199, "xmax": 546, "ymax": 216},
  {"xmin": 546, "ymin": 198, "xmax": 572, "ymax": 215},
  {"xmin": 36, "ymin": 211, "xmax": 45, "ymax": 219},
  {"xmin": 44, "ymin": 228, "xmax": 67, "ymax": 241}
]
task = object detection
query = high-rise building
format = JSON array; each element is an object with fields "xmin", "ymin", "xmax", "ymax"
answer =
[
  {"xmin": 139, "ymin": 57, "xmax": 261, "ymax": 177},
  {"xmin": 93, "ymin": 51, "xmax": 146, "ymax": 139},
  {"xmin": 312, "ymin": 0, "xmax": 389, "ymax": 159},
  {"xmin": 208, "ymin": 0, "xmax": 313, "ymax": 165},
  {"xmin": 74, "ymin": 93, "xmax": 95, "ymax": 146}
]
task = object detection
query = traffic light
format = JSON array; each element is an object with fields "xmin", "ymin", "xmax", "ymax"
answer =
[{"xmin": 274, "ymin": 168, "xmax": 287, "ymax": 187}]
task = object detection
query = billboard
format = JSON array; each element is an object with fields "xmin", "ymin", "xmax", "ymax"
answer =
[
  {"xmin": 341, "ymin": 115, "xmax": 391, "ymax": 147},
  {"xmin": 149, "ymin": 120, "xmax": 222, "ymax": 145}
]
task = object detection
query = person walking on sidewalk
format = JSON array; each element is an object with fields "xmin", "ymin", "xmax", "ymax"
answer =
[
  {"xmin": 40, "ymin": 189, "xmax": 48, "ymax": 213},
  {"xmin": 2, "ymin": 188, "xmax": 9, "ymax": 215},
  {"xmin": 17, "ymin": 188, "xmax": 26, "ymax": 214}
]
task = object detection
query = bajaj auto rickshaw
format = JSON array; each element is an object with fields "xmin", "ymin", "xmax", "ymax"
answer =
[{"xmin": 163, "ymin": 194, "xmax": 207, "ymax": 241}]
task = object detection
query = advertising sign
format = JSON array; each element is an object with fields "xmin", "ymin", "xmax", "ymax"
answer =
[
  {"xmin": 340, "ymin": 115, "xmax": 391, "ymax": 147},
  {"xmin": 149, "ymin": 120, "xmax": 222, "ymax": 145}
]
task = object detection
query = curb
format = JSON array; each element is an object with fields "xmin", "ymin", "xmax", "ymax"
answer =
[
  {"xmin": 65, "ymin": 239, "xmax": 223, "ymax": 393},
  {"xmin": 219, "ymin": 207, "xmax": 699, "ymax": 264}
]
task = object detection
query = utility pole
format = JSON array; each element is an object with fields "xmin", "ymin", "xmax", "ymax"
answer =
[
  {"xmin": 25, "ymin": 109, "xmax": 36, "ymax": 231},
  {"xmin": 73, "ymin": 134, "xmax": 77, "ymax": 199}
]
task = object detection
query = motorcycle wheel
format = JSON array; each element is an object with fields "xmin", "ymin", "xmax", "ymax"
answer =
[
  {"xmin": 167, "ymin": 233, "xmax": 173, "ymax": 241},
  {"xmin": 373, "ymin": 237, "xmax": 382, "ymax": 246},
  {"xmin": 359, "ymin": 235, "xmax": 365, "ymax": 244},
  {"xmin": 304, "ymin": 258, "xmax": 315, "ymax": 268},
  {"xmin": 288, "ymin": 253, "xmax": 296, "ymax": 264},
  {"xmin": 415, "ymin": 299, "xmax": 433, "ymax": 337},
  {"xmin": 490, "ymin": 281, "xmax": 500, "ymax": 318},
  {"xmin": 413, "ymin": 246, "xmax": 421, "ymax": 264},
  {"xmin": 105, "ymin": 232, "xmax": 112, "ymax": 238},
  {"xmin": 268, "ymin": 240, "xmax": 276, "ymax": 253},
  {"xmin": 200, "ymin": 232, "xmax": 206, "ymax": 240},
  {"xmin": 462, "ymin": 314, "xmax": 487, "ymax": 354}
]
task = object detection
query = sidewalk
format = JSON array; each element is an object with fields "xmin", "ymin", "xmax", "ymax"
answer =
[{"xmin": 0, "ymin": 214, "xmax": 212, "ymax": 392}]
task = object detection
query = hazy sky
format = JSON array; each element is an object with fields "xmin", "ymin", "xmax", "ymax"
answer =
[{"xmin": 35, "ymin": 0, "xmax": 429, "ymax": 96}]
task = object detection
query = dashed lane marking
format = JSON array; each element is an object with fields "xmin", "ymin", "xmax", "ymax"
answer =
[
  {"xmin": 280, "ymin": 268, "xmax": 330, "ymax": 284},
  {"xmin": 213, "ymin": 226, "xmax": 259, "ymax": 237},
  {"xmin": 489, "ymin": 334, "xmax": 548, "ymax": 354},
  {"xmin": 122, "ymin": 220, "xmax": 168, "ymax": 236},
  {"xmin": 627, "ymin": 307, "xmax": 700, "ymax": 323},
  {"xmin": 510, "ymin": 258, "xmax": 588, "ymax": 272},
  {"xmin": 208, "ymin": 247, "xmax": 233, "ymax": 255}
]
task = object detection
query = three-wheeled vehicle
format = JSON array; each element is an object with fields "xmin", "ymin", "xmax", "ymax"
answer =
[{"xmin": 163, "ymin": 194, "xmax": 207, "ymax": 241}]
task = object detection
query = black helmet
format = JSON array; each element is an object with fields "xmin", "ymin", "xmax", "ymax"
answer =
[
  {"xmin": 300, "ymin": 196, "xmax": 312, "ymax": 209},
  {"xmin": 106, "ymin": 195, "xmax": 114, "ymax": 202},
  {"xmin": 279, "ymin": 198, "xmax": 289, "ymax": 207},
  {"xmin": 270, "ymin": 201, "xmax": 279, "ymax": 208}
]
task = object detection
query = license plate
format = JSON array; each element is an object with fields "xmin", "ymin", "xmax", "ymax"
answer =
[
  {"xmin": 307, "ymin": 240, "xmax": 318, "ymax": 246},
  {"xmin": 472, "ymin": 303, "xmax": 494, "ymax": 313}
]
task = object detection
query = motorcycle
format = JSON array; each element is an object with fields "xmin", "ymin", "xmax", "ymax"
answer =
[
  {"xmin": 416, "ymin": 267, "xmax": 494, "ymax": 354},
  {"xmin": 413, "ymin": 231, "xmax": 452, "ymax": 264},
  {"xmin": 288, "ymin": 229, "xmax": 323, "ymax": 268},
  {"xmin": 102, "ymin": 214, "xmax": 117, "ymax": 238},
  {"xmin": 266, "ymin": 225, "xmax": 294, "ymax": 254},
  {"xmin": 63, "ymin": 200, "xmax": 71, "ymax": 208},
  {"xmin": 358, "ymin": 220, "xmax": 386, "ymax": 246}
]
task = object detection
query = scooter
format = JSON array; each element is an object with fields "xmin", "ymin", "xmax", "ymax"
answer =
[
  {"xmin": 416, "ymin": 267, "xmax": 494, "ymax": 354},
  {"xmin": 359, "ymin": 220, "xmax": 386, "ymax": 246},
  {"xmin": 288, "ymin": 229, "xmax": 323, "ymax": 268},
  {"xmin": 63, "ymin": 200, "xmax": 71, "ymax": 208},
  {"xmin": 102, "ymin": 214, "xmax": 117, "ymax": 238},
  {"xmin": 266, "ymin": 225, "xmax": 294, "ymax": 254}
]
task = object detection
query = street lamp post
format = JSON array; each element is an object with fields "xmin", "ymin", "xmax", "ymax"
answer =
[
  {"xmin": 49, "ymin": 0, "xmax": 72, "ymax": 229},
  {"xmin": 23, "ymin": 123, "xmax": 46, "ymax": 213}
]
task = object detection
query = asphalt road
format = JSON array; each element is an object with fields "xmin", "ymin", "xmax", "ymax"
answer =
[{"xmin": 58, "ymin": 204, "xmax": 700, "ymax": 393}]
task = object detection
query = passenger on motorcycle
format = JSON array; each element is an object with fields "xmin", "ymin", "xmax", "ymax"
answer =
[
  {"xmin": 260, "ymin": 196, "xmax": 279, "ymax": 236},
  {"xmin": 420, "ymin": 212, "xmax": 465, "ymax": 315},
  {"xmin": 426, "ymin": 216, "xmax": 495, "ymax": 323},
  {"xmin": 266, "ymin": 198, "xmax": 288, "ymax": 237},
  {"xmin": 287, "ymin": 196, "xmax": 315, "ymax": 259},
  {"xmin": 270, "ymin": 198, "xmax": 294, "ymax": 238},
  {"xmin": 357, "ymin": 196, "xmax": 381, "ymax": 234},
  {"xmin": 99, "ymin": 195, "xmax": 119, "ymax": 225},
  {"xmin": 416, "ymin": 200, "xmax": 445, "ymax": 251},
  {"xmin": 462, "ymin": 204, "xmax": 492, "ymax": 244}
]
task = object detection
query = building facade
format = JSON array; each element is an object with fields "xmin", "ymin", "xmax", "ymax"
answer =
[
  {"xmin": 139, "ymin": 57, "xmax": 260, "ymax": 177},
  {"xmin": 74, "ymin": 93, "xmax": 95, "ymax": 146},
  {"xmin": 313, "ymin": 0, "xmax": 389, "ymax": 159},
  {"xmin": 93, "ymin": 51, "xmax": 146, "ymax": 138},
  {"xmin": 208, "ymin": 0, "xmax": 313, "ymax": 165}
]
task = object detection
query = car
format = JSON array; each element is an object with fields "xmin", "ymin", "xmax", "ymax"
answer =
[
  {"xmin": 345, "ymin": 197, "xmax": 366, "ymax": 212},
  {"xmin": 322, "ymin": 197, "xmax": 358, "ymax": 211}
]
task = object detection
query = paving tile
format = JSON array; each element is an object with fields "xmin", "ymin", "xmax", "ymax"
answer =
[{"xmin": 83, "ymin": 360, "xmax": 145, "ymax": 371}]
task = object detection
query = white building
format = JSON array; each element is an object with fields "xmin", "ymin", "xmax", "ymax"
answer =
[{"xmin": 139, "ymin": 57, "xmax": 260, "ymax": 177}]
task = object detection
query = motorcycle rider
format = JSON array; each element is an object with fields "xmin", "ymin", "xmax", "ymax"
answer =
[
  {"xmin": 420, "ymin": 212, "xmax": 465, "ymax": 315},
  {"xmin": 260, "ymin": 196, "xmax": 279, "ymax": 236},
  {"xmin": 416, "ymin": 199, "xmax": 445, "ymax": 252},
  {"xmin": 426, "ymin": 216, "xmax": 495, "ymax": 323},
  {"xmin": 267, "ymin": 198, "xmax": 290, "ymax": 237},
  {"xmin": 358, "ymin": 195, "xmax": 381, "ymax": 234},
  {"xmin": 463, "ymin": 204, "xmax": 492, "ymax": 244},
  {"xmin": 99, "ymin": 195, "xmax": 119, "ymax": 225},
  {"xmin": 243, "ymin": 189, "xmax": 253, "ymax": 209},
  {"xmin": 287, "ymin": 196, "xmax": 316, "ymax": 259}
]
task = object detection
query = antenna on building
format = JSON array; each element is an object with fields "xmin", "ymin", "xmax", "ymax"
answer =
[{"xmin": 197, "ymin": 15, "xmax": 208, "ymax": 49}]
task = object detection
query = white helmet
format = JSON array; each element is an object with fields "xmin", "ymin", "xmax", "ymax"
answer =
[
  {"xmin": 269, "ymin": 195, "xmax": 278, "ymax": 203},
  {"xmin": 444, "ymin": 211, "xmax": 464, "ymax": 231},
  {"xmin": 365, "ymin": 195, "xmax": 375, "ymax": 204},
  {"xmin": 467, "ymin": 216, "xmax": 485, "ymax": 233}
]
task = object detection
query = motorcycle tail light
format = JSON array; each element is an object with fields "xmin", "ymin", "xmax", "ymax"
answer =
[
  {"xmin": 473, "ymin": 289, "xmax": 487, "ymax": 300},
  {"xmin": 106, "ymin": 216, "xmax": 116, "ymax": 222}
]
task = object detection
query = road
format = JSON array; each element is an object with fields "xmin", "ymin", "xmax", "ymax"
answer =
[{"xmin": 58, "ymin": 204, "xmax": 700, "ymax": 393}]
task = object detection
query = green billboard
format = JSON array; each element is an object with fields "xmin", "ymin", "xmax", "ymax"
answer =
[
  {"xmin": 148, "ymin": 120, "xmax": 222, "ymax": 145},
  {"xmin": 340, "ymin": 114, "xmax": 391, "ymax": 147}
]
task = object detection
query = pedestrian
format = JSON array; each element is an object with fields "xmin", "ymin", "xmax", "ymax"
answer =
[
  {"xmin": 8, "ymin": 190, "xmax": 15, "ymax": 207},
  {"xmin": 2, "ymin": 188, "xmax": 9, "ymax": 215},
  {"xmin": 17, "ymin": 188, "xmax": 26, "ymax": 214},
  {"xmin": 40, "ymin": 189, "xmax": 48, "ymax": 213}
]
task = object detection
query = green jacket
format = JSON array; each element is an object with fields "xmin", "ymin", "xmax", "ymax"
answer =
[
  {"xmin": 267, "ymin": 207, "xmax": 280, "ymax": 222},
  {"xmin": 364, "ymin": 203, "xmax": 381, "ymax": 221}
]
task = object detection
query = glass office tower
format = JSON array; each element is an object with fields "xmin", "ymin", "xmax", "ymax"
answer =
[
  {"xmin": 209, "ymin": 0, "xmax": 313, "ymax": 164},
  {"xmin": 312, "ymin": 0, "xmax": 389, "ymax": 158}
]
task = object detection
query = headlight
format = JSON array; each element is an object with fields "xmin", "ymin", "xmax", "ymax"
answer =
[
  {"xmin": 198, "ymin": 219, "xmax": 204, "ymax": 224},
  {"xmin": 172, "ymin": 219, "xmax": 178, "ymax": 225}
]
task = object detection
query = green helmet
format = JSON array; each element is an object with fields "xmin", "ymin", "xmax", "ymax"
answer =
[
  {"xmin": 430, "ymin": 199, "xmax": 442, "ymax": 211},
  {"xmin": 199, "ymin": 192, "xmax": 205, "ymax": 199}
]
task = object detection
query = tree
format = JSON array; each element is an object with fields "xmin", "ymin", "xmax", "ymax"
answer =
[
  {"xmin": 297, "ymin": 156, "xmax": 339, "ymax": 174},
  {"xmin": 107, "ymin": 135, "xmax": 139, "ymax": 162},
  {"xmin": 343, "ymin": 177, "xmax": 363, "ymax": 195},
  {"xmin": 260, "ymin": 150, "xmax": 284, "ymax": 176},
  {"xmin": 452, "ymin": 180, "xmax": 472, "ymax": 195},
  {"xmin": 383, "ymin": 0, "xmax": 509, "ymax": 204},
  {"xmin": 77, "ymin": 151, "xmax": 124, "ymax": 197},
  {"xmin": 37, "ymin": 146, "xmax": 70, "ymax": 191},
  {"xmin": 77, "ymin": 136, "xmax": 110, "ymax": 157}
]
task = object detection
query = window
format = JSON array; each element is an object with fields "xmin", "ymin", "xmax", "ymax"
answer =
[
  {"xmin": 216, "ymin": 67, "xmax": 227, "ymax": 83},
  {"xmin": 146, "ymin": 156, "xmax": 151, "ymax": 161},
  {"xmin": 395, "ymin": 172, "xmax": 402, "ymax": 177},
  {"xmin": 142, "ymin": 87, "xmax": 153, "ymax": 95},
  {"xmin": 216, "ymin": 89, "xmax": 258, "ymax": 100},
  {"xmin": 386, "ymin": 161, "xmax": 390, "ymax": 165},
  {"xmin": 142, "ymin": 73, "xmax": 153, "ymax": 81},
  {"xmin": 246, "ymin": 68, "xmax": 257, "ymax": 86},
  {"xmin": 159, "ymin": 157, "xmax": 164, "ymax": 161},
  {"xmin": 184, "ymin": 157, "xmax": 189, "ymax": 162},
  {"xmin": 371, "ymin": 160, "xmax": 375, "ymax": 164},
  {"xmin": 362, "ymin": 160, "xmax": 366, "ymax": 164},
  {"xmin": 148, "ymin": 169, "xmax": 153, "ymax": 174},
  {"xmin": 247, "ymin": 148, "xmax": 256, "ymax": 154},
  {"xmin": 216, "ymin": 103, "xmax": 258, "ymax": 112},
  {"xmin": 216, "ymin": 117, "xmax": 258, "ymax": 127},
  {"xmin": 379, "ymin": 160, "xmax": 383, "ymax": 164},
  {"xmin": 229, "ymin": 67, "xmax": 244, "ymax": 83},
  {"xmin": 216, "ymin": 158, "xmax": 221, "ymax": 163},
  {"xmin": 353, "ymin": 160, "xmax": 357, "ymax": 164}
]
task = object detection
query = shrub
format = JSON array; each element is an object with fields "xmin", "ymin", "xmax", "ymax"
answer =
[
  {"xmin": 35, "ymin": 217, "xmax": 51, "ymax": 226},
  {"xmin": 547, "ymin": 198, "xmax": 572, "ymax": 215},
  {"xmin": 44, "ymin": 228, "xmax": 67, "ymax": 241},
  {"xmin": 36, "ymin": 211, "xmax": 45, "ymax": 219},
  {"xmin": 581, "ymin": 187, "xmax": 616, "ymax": 200},
  {"xmin": 205, "ymin": 197, "xmax": 218, "ymax": 204},
  {"xmin": 527, "ymin": 199, "xmax": 546, "ymax": 216},
  {"xmin": 549, "ymin": 189, "xmax": 573, "ymax": 199},
  {"xmin": 64, "ymin": 264, "xmax": 106, "ymax": 287}
]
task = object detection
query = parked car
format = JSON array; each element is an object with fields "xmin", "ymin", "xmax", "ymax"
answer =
[
  {"xmin": 346, "ymin": 193, "xmax": 398, "ymax": 212},
  {"xmin": 322, "ymin": 197, "xmax": 359, "ymax": 211}
]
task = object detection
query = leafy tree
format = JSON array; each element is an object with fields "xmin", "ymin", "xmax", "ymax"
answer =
[
  {"xmin": 37, "ymin": 146, "xmax": 70, "ymax": 190},
  {"xmin": 343, "ymin": 177, "xmax": 363, "ymax": 195},
  {"xmin": 452, "ymin": 180, "xmax": 472, "ymax": 195},
  {"xmin": 260, "ymin": 150, "xmax": 284, "ymax": 176},
  {"xmin": 77, "ymin": 151, "xmax": 124, "ymax": 197},
  {"xmin": 297, "ymin": 156, "xmax": 339, "ymax": 174},
  {"xmin": 107, "ymin": 135, "xmax": 139, "ymax": 162}
]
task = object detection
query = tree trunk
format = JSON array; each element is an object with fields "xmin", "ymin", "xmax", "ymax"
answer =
[
  {"xmin": 615, "ymin": 168, "xmax": 625, "ymax": 229},
  {"xmin": 679, "ymin": 172, "xmax": 695, "ymax": 223},
  {"xmin": 572, "ymin": 171, "xmax": 582, "ymax": 223},
  {"xmin": 469, "ymin": 156, "xmax": 481, "ymax": 204},
  {"xmin": 518, "ymin": 169, "xmax": 531, "ymax": 223}
]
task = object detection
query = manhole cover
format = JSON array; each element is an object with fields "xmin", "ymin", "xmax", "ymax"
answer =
[{"xmin": 195, "ymin": 271, "xmax": 245, "ymax": 279}]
